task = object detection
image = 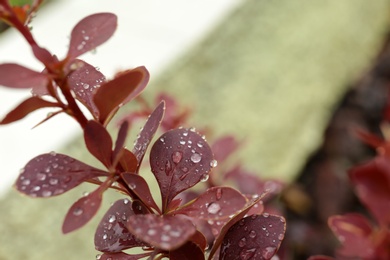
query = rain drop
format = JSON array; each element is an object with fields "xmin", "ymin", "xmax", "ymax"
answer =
[
  {"xmin": 207, "ymin": 202, "xmax": 221, "ymax": 214},
  {"xmin": 172, "ymin": 151, "xmax": 183, "ymax": 164},
  {"xmin": 32, "ymin": 186, "xmax": 41, "ymax": 191},
  {"xmin": 189, "ymin": 127, "xmax": 196, "ymax": 132},
  {"xmin": 249, "ymin": 230, "xmax": 257, "ymax": 238},
  {"xmin": 240, "ymin": 248, "xmax": 256, "ymax": 260},
  {"xmin": 103, "ymin": 234, "xmax": 108, "ymax": 240},
  {"xmin": 42, "ymin": 190, "xmax": 52, "ymax": 197},
  {"xmin": 182, "ymin": 132, "xmax": 188, "ymax": 137},
  {"xmin": 200, "ymin": 174, "xmax": 209, "ymax": 182},
  {"xmin": 50, "ymin": 151, "xmax": 56, "ymax": 156},
  {"xmin": 52, "ymin": 163, "xmax": 59, "ymax": 169},
  {"xmin": 191, "ymin": 153, "xmax": 202, "ymax": 163},
  {"xmin": 83, "ymin": 83, "xmax": 89, "ymax": 90},
  {"xmin": 179, "ymin": 140, "xmax": 186, "ymax": 145},
  {"xmin": 108, "ymin": 215, "xmax": 116, "ymax": 223},
  {"xmin": 22, "ymin": 179, "xmax": 31, "ymax": 185},
  {"xmin": 36, "ymin": 173, "xmax": 46, "ymax": 181},
  {"xmin": 49, "ymin": 178, "xmax": 59, "ymax": 185},
  {"xmin": 210, "ymin": 159, "xmax": 218, "ymax": 168},
  {"xmin": 197, "ymin": 142, "xmax": 203, "ymax": 148},
  {"xmin": 278, "ymin": 233, "xmax": 285, "ymax": 240},
  {"xmin": 73, "ymin": 207, "xmax": 83, "ymax": 216},
  {"xmin": 96, "ymin": 254, "xmax": 102, "ymax": 259},
  {"xmin": 129, "ymin": 183, "xmax": 136, "ymax": 189},
  {"xmin": 148, "ymin": 229, "xmax": 157, "ymax": 236},
  {"xmin": 123, "ymin": 199, "xmax": 130, "ymax": 204},
  {"xmin": 263, "ymin": 212, "xmax": 270, "ymax": 218},
  {"xmin": 238, "ymin": 237, "xmax": 246, "ymax": 248},
  {"xmin": 261, "ymin": 246, "xmax": 277, "ymax": 259},
  {"xmin": 216, "ymin": 188, "xmax": 222, "ymax": 200}
]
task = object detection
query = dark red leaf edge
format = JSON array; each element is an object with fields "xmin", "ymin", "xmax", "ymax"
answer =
[
  {"xmin": 0, "ymin": 63, "xmax": 49, "ymax": 89},
  {"xmin": 62, "ymin": 179, "xmax": 111, "ymax": 234},
  {"xmin": 149, "ymin": 128, "xmax": 216, "ymax": 211},
  {"xmin": 219, "ymin": 214, "xmax": 287, "ymax": 260},
  {"xmin": 174, "ymin": 186, "xmax": 247, "ymax": 221},
  {"xmin": 126, "ymin": 214, "xmax": 196, "ymax": 251},
  {"xmin": 94, "ymin": 198, "xmax": 148, "ymax": 252},
  {"xmin": 133, "ymin": 100, "xmax": 165, "ymax": 169},
  {"xmin": 0, "ymin": 96, "xmax": 60, "ymax": 125},
  {"xmin": 67, "ymin": 13, "xmax": 117, "ymax": 59},
  {"xmin": 15, "ymin": 152, "xmax": 107, "ymax": 197},
  {"xmin": 94, "ymin": 66, "xmax": 150, "ymax": 125},
  {"xmin": 84, "ymin": 120, "xmax": 113, "ymax": 168},
  {"xmin": 121, "ymin": 172, "xmax": 160, "ymax": 213}
]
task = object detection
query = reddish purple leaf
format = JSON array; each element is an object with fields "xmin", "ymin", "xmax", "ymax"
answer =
[
  {"xmin": 133, "ymin": 101, "xmax": 165, "ymax": 169},
  {"xmin": 66, "ymin": 59, "xmax": 105, "ymax": 117},
  {"xmin": 0, "ymin": 96, "xmax": 60, "ymax": 125},
  {"xmin": 328, "ymin": 213, "xmax": 375, "ymax": 258},
  {"xmin": 175, "ymin": 187, "xmax": 247, "ymax": 221},
  {"xmin": 307, "ymin": 256, "xmax": 336, "ymax": 260},
  {"xmin": 98, "ymin": 252, "xmax": 151, "ymax": 260},
  {"xmin": 219, "ymin": 214, "xmax": 286, "ymax": 260},
  {"xmin": 211, "ymin": 135, "xmax": 241, "ymax": 163},
  {"xmin": 207, "ymin": 196, "xmax": 263, "ymax": 260},
  {"xmin": 31, "ymin": 45, "xmax": 55, "ymax": 67},
  {"xmin": 349, "ymin": 156, "xmax": 390, "ymax": 225},
  {"xmin": 126, "ymin": 214, "xmax": 196, "ymax": 251},
  {"xmin": 62, "ymin": 184, "xmax": 106, "ymax": 234},
  {"xmin": 189, "ymin": 230, "xmax": 208, "ymax": 253},
  {"xmin": 94, "ymin": 67, "xmax": 150, "ymax": 125},
  {"xmin": 121, "ymin": 172, "xmax": 160, "ymax": 213},
  {"xmin": 84, "ymin": 120, "xmax": 113, "ymax": 168},
  {"xmin": 150, "ymin": 128, "xmax": 215, "ymax": 211},
  {"xmin": 112, "ymin": 121, "xmax": 129, "ymax": 167},
  {"xmin": 95, "ymin": 199, "xmax": 148, "ymax": 252},
  {"xmin": 15, "ymin": 152, "xmax": 107, "ymax": 197},
  {"xmin": 119, "ymin": 149, "xmax": 138, "ymax": 173},
  {"xmin": 0, "ymin": 63, "xmax": 48, "ymax": 89},
  {"xmin": 170, "ymin": 241, "xmax": 205, "ymax": 260},
  {"xmin": 67, "ymin": 13, "xmax": 117, "ymax": 58}
]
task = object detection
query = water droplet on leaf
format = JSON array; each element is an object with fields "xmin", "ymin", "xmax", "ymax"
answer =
[
  {"xmin": 73, "ymin": 207, "xmax": 83, "ymax": 216},
  {"xmin": 200, "ymin": 174, "xmax": 209, "ymax": 182},
  {"xmin": 191, "ymin": 153, "xmax": 202, "ymax": 163},
  {"xmin": 207, "ymin": 202, "xmax": 221, "ymax": 214},
  {"xmin": 210, "ymin": 159, "xmax": 218, "ymax": 168},
  {"xmin": 261, "ymin": 246, "xmax": 277, "ymax": 259},
  {"xmin": 108, "ymin": 215, "xmax": 116, "ymax": 223},
  {"xmin": 172, "ymin": 151, "xmax": 183, "ymax": 164}
]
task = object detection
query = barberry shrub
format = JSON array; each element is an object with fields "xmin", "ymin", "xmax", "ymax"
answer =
[{"xmin": 0, "ymin": 1, "xmax": 286, "ymax": 259}]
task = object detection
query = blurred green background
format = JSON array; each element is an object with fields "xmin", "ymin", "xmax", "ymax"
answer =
[{"xmin": 1, "ymin": 0, "xmax": 390, "ymax": 259}]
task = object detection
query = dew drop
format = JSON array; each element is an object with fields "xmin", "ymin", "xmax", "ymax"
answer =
[
  {"xmin": 278, "ymin": 233, "xmax": 285, "ymax": 240},
  {"xmin": 96, "ymin": 254, "xmax": 102, "ymax": 259},
  {"xmin": 123, "ymin": 199, "xmax": 130, "ymax": 204},
  {"xmin": 148, "ymin": 229, "xmax": 157, "ymax": 236},
  {"xmin": 108, "ymin": 215, "xmax": 116, "ymax": 223},
  {"xmin": 42, "ymin": 190, "xmax": 52, "ymax": 197},
  {"xmin": 189, "ymin": 127, "xmax": 196, "ymax": 132},
  {"xmin": 129, "ymin": 183, "xmax": 136, "ymax": 189},
  {"xmin": 238, "ymin": 237, "xmax": 246, "ymax": 248},
  {"xmin": 50, "ymin": 151, "xmax": 56, "ymax": 156},
  {"xmin": 73, "ymin": 207, "xmax": 83, "ymax": 216},
  {"xmin": 261, "ymin": 246, "xmax": 277, "ymax": 259},
  {"xmin": 52, "ymin": 163, "xmax": 59, "ymax": 169},
  {"xmin": 165, "ymin": 160, "xmax": 172, "ymax": 176},
  {"xmin": 160, "ymin": 137, "xmax": 165, "ymax": 143},
  {"xmin": 179, "ymin": 140, "xmax": 186, "ymax": 145},
  {"xmin": 210, "ymin": 159, "xmax": 218, "ymax": 168},
  {"xmin": 19, "ymin": 168, "xmax": 25, "ymax": 174},
  {"xmin": 181, "ymin": 167, "xmax": 189, "ymax": 173},
  {"xmin": 22, "ymin": 179, "xmax": 31, "ymax": 185},
  {"xmin": 182, "ymin": 132, "xmax": 188, "ymax": 137},
  {"xmin": 249, "ymin": 230, "xmax": 257, "ymax": 238},
  {"xmin": 49, "ymin": 178, "xmax": 59, "ymax": 185},
  {"xmin": 200, "ymin": 174, "xmax": 209, "ymax": 182},
  {"xmin": 32, "ymin": 186, "xmax": 41, "ymax": 191},
  {"xmin": 83, "ymin": 83, "xmax": 90, "ymax": 89},
  {"xmin": 263, "ymin": 212, "xmax": 270, "ymax": 218},
  {"xmin": 102, "ymin": 234, "xmax": 108, "ymax": 240},
  {"xmin": 216, "ymin": 188, "xmax": 222, "ymax": 200},
  {"xmin": 207, "ymin": 202, "xmax": 221, "ymax": 214},
  {"xmin": 240, "ymin": 248, "xmax": 256, "ymax": 260},
  {"xmin": 191, "ymin": 153, "xmax": 202, "ymax": 163},
  {"xmin": 172, "ymin": 151, "xmax": 183, "ymax": 164},
  {"xmin": 197, "ymin": 142, "xmax": 203, "ymax": 148},
  {"xmin": 161, "ymin": 234, "xmax": 170, "ymax": 241}
]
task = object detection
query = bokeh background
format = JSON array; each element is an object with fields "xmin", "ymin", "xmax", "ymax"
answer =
[{"xmin": 0, "ymin": 0, "xmax": 389, "ymax": 259}]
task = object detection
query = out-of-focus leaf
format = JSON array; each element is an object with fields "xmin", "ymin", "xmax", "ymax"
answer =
[
  {"xmin": 119, "ymin": 149, "xmax": 138, "ymax": 173},
  {"xmin": 349, "ymin": 156, "xmax": 390, "ymax": 225},
  {"xmin": 170, "ymin": 241, "xmax": 205, "ymax": 260},
  {"xmin": 328, "ymin": 213, "xmax": 374, "ymax": 258},
  {"xmin": 175, "ymin": 187, "xmax": 246, "ymax": 221},
  {"xmin": 31, "ymin": 45, "xmax": 55, "ymax": 67},
  {"xmin": 219, "ymin": 214, "xmax": 286, "ymax": 260},
  {"xmin": 15, "ymin": 152, "xmax": 107, "ymax": 197},
  {"xmin": 212, "ymin": 135, "xmax": 241, "ymax": 163},
  {"xmin": 84, "ymin": 120, "xmax": 113, "ymax": 168},
  {"xmin": 99, "ymin": 252, "xmax": 151, "ymax": 260},
  {"xmin": 126, "ymin": 214, "xmax": 196, "ymax": 251},
  {"xmin": 62, "ymin": 183, "xmax": 107, "ymax": 234},
  {"xmin": 67, "ymin": 13, "xmax": 117, "ymax": 58},
  {"xmin": 133, "ymin": 101, "xmax": 165, "ymax": 169},
  {"xmin": 0, "ymin": 63, "xmax": 48, "ymax": 89},
  {"xmin": 121, "ymin": 172, "xmax": 160, "ymax": 213},
  {"xmin": 94, "ymin": 67, "xmax": 149, "ymax": 125},
  {"xmin": 207, "ymin": 196, "xmax": 262, "ymax": 260},
  {"xmin": 95, "ymin": 199, "xmax": 147, "ymax": 252},
  {"xmin": 0, "ymin": 96, "xmax": 59, "ymax": 124},
  {"xmin": 67, "ymin": 59, "xmax": 105, "ymax": 117},
  {"xmin": 150, "ymin": 128, "xmax": 215, "ymax": 211},
  {"xmin": 156, "ymin": 92, "xmax": 191, "ymax": 131}
]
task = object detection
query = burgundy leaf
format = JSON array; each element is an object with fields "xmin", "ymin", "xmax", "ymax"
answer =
[
  {"xmin": 211, "ymin": 135, "xmax": 241, "ymax": 163},
  {"xmin": 175, "ymin": 187, "xmax": 247, "ymax": 221},
  {"xmin": 133, "ymin": 101, "xmax": 165, "ymax": 169},
  {"xmin": 328, "ymin": 213, "xmax": 375, "ymax": 258},
  {"xmin": 219, "ymin": 214, "xmax": 286, "ymax": 260},
  {"xmin": 112, "ymin": 121, "xmax": 129, "ymax": 166},
  {"xmin": 150, "ymin": 128, "xmax": 215, "ymax": 211},
  {"xmin": 98, "ymin": 252, "xmax": 151, "ymax": 260},
  {"xmin": 189, "ymin": 230, "xmax": 208, "ymax": 253},
  {"xmin": 0, "ymin": 96, "xmax": 60, "ymax": 125},
  {"xmin": 349, "ymin": 156, "xmax": 390, "ymax": 225},
  {"xmin": 119, "ymin": 149, "xmax": 138, "ymax": 173},
  {"xmin": 126, "ymin": 214, "xmax": 196, "ymax": 251},
  {"xmin": 121, "ymin": 172, "xmax": 160, "ymax": 213},
  {"xmin": 0, "ymin": 63, "xmax": 48, "ymax": 89},
  {"xmin": 31, "ymin": 45, "xmax": 55, "ymax": 67},
  {"xmin": 67, "ymin": 59, "xmax": 105, "ymax": 117},
  {"xmin": 94, "ymin": 66, "xmax": 150, "ymax": 125},
  {"xmin": 170, "ymin": 241, "xmax": 205, "ymax": 260},
  {"xmin": 208, "ymin": 196, "xmax": 263, "ymax": 260},
  {"xmin": 62, "ymin": 182, "xmax": 108, "ymax": 234},
  {"xmin": 307, "ymin": 256, "xmax": 336, "ymax": 260},
  {"xmin": 84, "ymin": 120, "xmax": 113, "ymax": 168},
  {"xmin": 67, "ymin": 13, "xmax": 117, "ymax": 58},
  {"xmin": 15, "ymin": 152, "xmax": 107, "ymax": 197},
  {"xmin": 95, "ymin": 199, "xmax": 148, "ymax": 252}
]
